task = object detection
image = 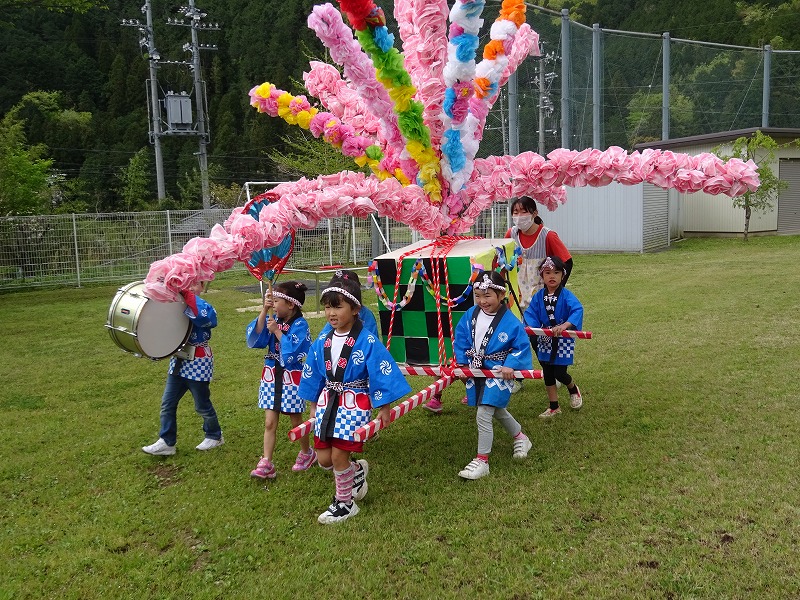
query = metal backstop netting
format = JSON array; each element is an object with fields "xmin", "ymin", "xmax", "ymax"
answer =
[{"xmin": 481, "ymin": 2, "xmax": 800, "ymax": 155}]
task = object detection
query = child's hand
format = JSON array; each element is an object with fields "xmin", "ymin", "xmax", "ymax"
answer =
[
  {"xmin": 263, "ymin": 295, "xmax": 274, "ymax": 310},
  {"xmin": 550, "ymin": 323, "xmax": 570, "ymax": 337},
  {"xmin": 266, "ymin": 316, "xmax": 279, "ymax": 334},
  {"xmin": 493, "ymin": 365, "xmax": 516, "ymax": 380},
  {"xmin": 377, "ymin": 405, "xmax": 392, "ymax": 426}
]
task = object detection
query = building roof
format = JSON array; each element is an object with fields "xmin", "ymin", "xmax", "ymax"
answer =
[{"xmin": 634, "ymin": 127, "xmax": 800, "ymax": 150}]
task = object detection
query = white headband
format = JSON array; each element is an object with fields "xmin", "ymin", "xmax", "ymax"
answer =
[
  {"xmin": 474, "ymin": 274, "xmax": 506, "ymax": 292},
  {"xmin": 539, "ymin": 257, "xmax": 559, "ymax": 274},
  {"xmin": 271, "ymin": 291, "xmax": 302, "ymax": 307},
  {"xmin": 323, "ymin": 286, "xmax": 361, "ymax": 307}
]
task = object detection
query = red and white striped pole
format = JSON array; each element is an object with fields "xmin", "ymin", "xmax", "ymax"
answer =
[
  {"xmin": 525, "ymin": 326, "xmax": 593, "ymax": 339},
  {"xmin": 399, "ymin": 365, "xmax": 543, "ymax": 380},
  {"xmin": 352, "ymin": 375, "xmax": 455, "ymax": 442},
  {"xmin": 288, "ymin": 417, "xmax": 315, "ymax": 442}
]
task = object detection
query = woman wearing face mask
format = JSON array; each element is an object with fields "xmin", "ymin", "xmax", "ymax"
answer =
[{"xmin": 506, "ymin": 196, "xmax": 573, "ymax": 309}]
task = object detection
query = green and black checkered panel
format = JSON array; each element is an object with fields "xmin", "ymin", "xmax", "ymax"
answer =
[
  {"xmin": 376, "ymin": 256, "xmax": 474, "ymax": 365},
  {"xmin": 374, "ymin": 241, "xmax": 520, "ymax": 366}
]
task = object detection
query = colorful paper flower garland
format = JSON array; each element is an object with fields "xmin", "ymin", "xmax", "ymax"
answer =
[{"xmin": 144, "ymin": 0, "xmax": 761, "ymax": 303}]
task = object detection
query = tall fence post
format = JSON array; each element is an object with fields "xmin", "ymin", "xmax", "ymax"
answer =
[
  {"xmin": 370, "ymin": 213, "xmax": 381, "ymax": 259},
  {"xmin": 351, "ymin": 217, "xmax": 357, "ymax": 265},
  {"xmin": 166, "ymin": 210, "xmax": 173, "ymax": 255},
  {"xmin": 560, "ymin": 8, "xmax": 571, "ymax": 149},
  {"xmin": 326, "ymin": 219, "xmax": 333, "ymax": 266},
  {"xmin": 72, "ymin": 213, "xmax": 81, "ymax": 288},
  {"xmin": 662, "ymin": 32, "xmax": 671, "ymax": 141},
  {"xmin": 762, "ymin": 44, "xmax": 772, "ymax": 128},
  {"xmin": 592, "ymin": 23, "xmax": 601, "ymax": 149}
]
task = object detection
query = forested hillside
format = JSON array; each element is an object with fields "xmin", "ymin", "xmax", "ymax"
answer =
[{"xmin": 0, "ymin": 0, "xmax": 797, "ymax": 215}]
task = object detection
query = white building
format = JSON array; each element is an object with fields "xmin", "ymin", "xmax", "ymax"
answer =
[
  {"xmin": 635, "ymin": 127, "xmax": 800, "ymax": 240},
  {"xmin": 539, "ymin": 128, "xmax": 800, "ymax": 254}
]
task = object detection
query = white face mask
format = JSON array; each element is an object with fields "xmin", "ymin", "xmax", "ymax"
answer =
[{"xmin": 512, "ymin": 214, "xmax": 534, "ymax": 230}]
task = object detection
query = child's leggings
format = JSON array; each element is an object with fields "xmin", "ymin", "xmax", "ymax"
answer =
[
  {"xmin": 540, "ymin": 363, "xmax": 573, "ymax": 387},
  {"xmin": 477, "ymin": 404, "xmax": 522, "ymax": 455}
]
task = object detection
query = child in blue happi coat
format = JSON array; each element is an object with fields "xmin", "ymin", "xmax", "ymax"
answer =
[
  {"xmin": 142, "ymin": 279, "xmax": 223, "ymax": 456},
  {"xmin": 299, "ymin": 277, "xmax": 411, "ymax": 524},
  {"xmin": 318, "ymin": 269, "xmax": 378, "ymax": 336},
  {"xmin": 523, "ymin": 256, "xmax": 584, "ymax": 418},
  {"xmin": 453, "ymin": 270, "xmax": 534, "ymax": 481},
  {"xmin": 246, "ymin": 281, "xmax": 313, "ymax": 479}
]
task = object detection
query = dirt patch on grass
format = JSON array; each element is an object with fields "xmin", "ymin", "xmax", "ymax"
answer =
[{"xmin": 148, "ymin": 463, "xmax": 182, "ymax": 488}]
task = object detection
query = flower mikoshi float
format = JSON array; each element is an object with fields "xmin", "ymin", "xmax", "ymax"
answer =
[{"xmin": 143, "ymin": 0, "xmax": 760, "ymax": 438}]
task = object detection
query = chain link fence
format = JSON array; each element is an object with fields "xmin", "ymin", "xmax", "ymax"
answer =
[{"xmin": 0, "ymin": 205, "xmax": 512, "ymax": 292}]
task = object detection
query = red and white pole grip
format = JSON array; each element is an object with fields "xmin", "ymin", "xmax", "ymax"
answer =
[
  {"xmin": 352, "ymin": 375, "xmax": 456, "ymax": 442},
  {"xmin": 399, "ymin": 365, "xmax": 543, "ymax": 380},
  {"xmin": 525, "ymin": 326, "xmax": 593, "ymax": 339},
  {"xmin": 287, "ymin": 417, "xmax": 315, "ymax": 442}
]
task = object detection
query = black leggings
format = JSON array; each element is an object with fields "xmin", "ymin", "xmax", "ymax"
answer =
[{"xmin": 539, "ymin": 362, "xmax": 573, "ymax": 387}]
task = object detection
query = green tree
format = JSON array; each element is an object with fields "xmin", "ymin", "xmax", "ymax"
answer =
[
  {"xmin": 0, "ymin": 115, "xmax": 53, "ymax": 216},
  {"xmin": 116, "ymin": 147, "xmax": 154, "ymax": 212},
  {"xmin": 269, "ymin": 131, "xmax": 366, "ymax": 179},
  {"xmin": 714, "ymin": 131, "xmax": 797, "ymax": 240},
  {"xmin": 625, "ymin": 89, "xmax": 695, "ymax": 147},
  {"xmin": 0, "ymin": 0, "xmax": 104, "ymax": 12}
]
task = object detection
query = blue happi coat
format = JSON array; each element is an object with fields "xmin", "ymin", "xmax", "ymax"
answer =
[
  {"xmin": 167, "ymin": 294, "xmax": 217, "ymax": 382},
  {"xmin": 454, "ymin": 305, "xmax": 532, "ymax": 408},
  {"xmin": 298, "ymin": 326, "xmax": 411, "ymax": 442},
  {"xmin": 246, "ymin": 315, "xmax": 311, "ymax": 412},
  {"xmin": 523, "ymin": 287, "xmax": 584, "ymax": 366}
]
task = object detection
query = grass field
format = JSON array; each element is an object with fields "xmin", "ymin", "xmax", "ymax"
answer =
[{"xmin": 2, "ymin": 236, "xmax": 799, "ymax": 599}]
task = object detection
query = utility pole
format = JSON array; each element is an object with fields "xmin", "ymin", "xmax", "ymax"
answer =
[
  {"xmin": 122, "ymin": 2, "xmax": 166, "ymax": 200},
  {"xmin": 171, "ymin": 0, "xmax": 219, "ymax": 210},
  {"xmin": 535, "ymin": 43, "xmax": 556, "ymax": 157},
  {"xmin": 125, "ymin": 1, "xmax": 219, "ymax": 209}
]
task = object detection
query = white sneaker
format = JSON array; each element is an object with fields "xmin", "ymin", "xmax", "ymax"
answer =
[
  {"xmin": 510, "ymin": 380, "xmax": 522, "ymax": 394},
  {"xmin": 195, "ymin": 437, "xmax": 224, "ymax": 451},
  {"xmin": 352, "ymin": 459, "xmax": 369, "ymax": 501},
  {"xmin": 539, "ymin": 407, "xmax": 562, "ymax": 419},
  {"xmin": 570, "ymin": 385, "xmax": 583, "ymax": 409},
  {"xmin": 512, "ymin": 436, "xmax": 532, "ymax": 459},
  {"xmin": 142, "ymin": 438, "xmax": 175, "ymax": 456},
  {"xmin": 458, "ymin": 458, "xmax": 490, "ymax": 480},
  {"xmin": 318, "ymin": 498, "xmax": 360, "ymax": 524}
]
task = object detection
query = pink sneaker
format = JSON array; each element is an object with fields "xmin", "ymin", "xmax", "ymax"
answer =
[
  {"xmin": 461, "ymin": 396, "xmax": 468, "ymax": 404},
  {"xmin": 423, "ymin": 398, "xmax": 443, "ymax": 413},
  {"xmin": 250, "ymin": 457, "xmax": 276, "ymax": 479},
  {"xmin": 292, "ymin": 449, "xmax": 318, "ymax": 471}
]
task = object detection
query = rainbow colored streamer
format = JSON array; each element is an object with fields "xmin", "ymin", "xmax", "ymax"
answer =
[{"xmin": 337, "ymin": 0, "xmax": 443, "ymax": 204}]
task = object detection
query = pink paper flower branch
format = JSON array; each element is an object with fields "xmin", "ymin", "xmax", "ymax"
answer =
[
  {"xmin": 457, "ymin": 147, "xmax": 760, "ymax": 234},
  {"xmin": 308, "ymin": 3, "xmax": 407, "ymax": 179},
  {"xmin": 304, "ymin": 61, "xmax": 381, "ymax": 138}
]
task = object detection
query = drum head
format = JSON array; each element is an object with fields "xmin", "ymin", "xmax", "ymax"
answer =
[
  {"xmin": 107, "ymin": 281, "xmax": 191, "ymax": 359},
  {"xmin": 137, "ymin": 293, "xmax": 192, "ymax": 359}
]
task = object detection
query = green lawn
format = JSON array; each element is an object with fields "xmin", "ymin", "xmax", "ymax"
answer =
[{"xmin": 1, "ymin": 236, "xmax": 799, "ymax": 599}]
